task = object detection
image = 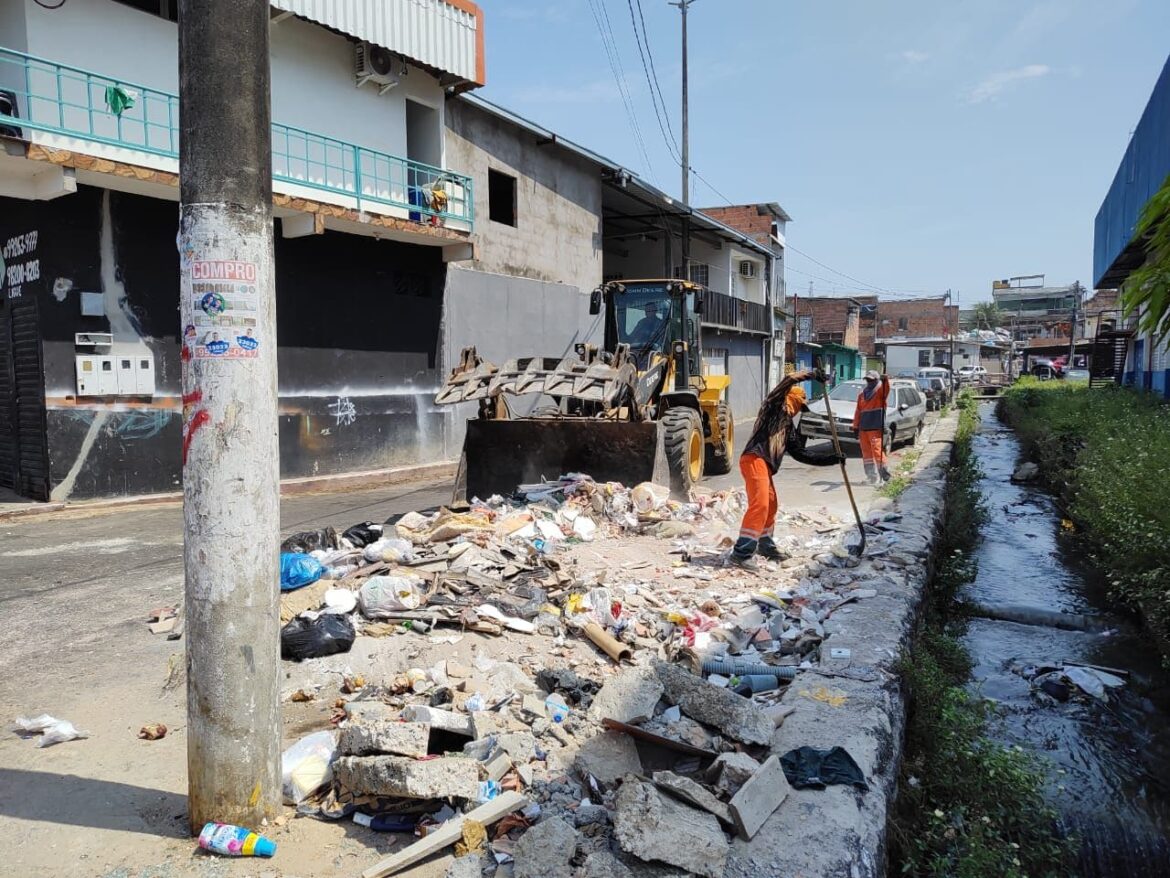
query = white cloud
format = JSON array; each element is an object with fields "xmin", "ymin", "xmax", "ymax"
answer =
[
  {"xmin": 900, "ymin": 50, "xmax": 930, "ymax": 64},
  {"xmin": 966, "ymin": 64, "xmax": 1050, "ymax": 104}
]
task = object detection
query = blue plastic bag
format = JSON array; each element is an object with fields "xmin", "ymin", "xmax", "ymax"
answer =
[{"xmin": 280, "ymin": 552, "xmax": 325, "ymax": 591}]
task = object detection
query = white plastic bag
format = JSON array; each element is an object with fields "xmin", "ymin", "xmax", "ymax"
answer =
[
  {"xmin": 358, "ymin": 575, "xmax": 423, "ymax": 618},
  {"xmin": 322, "ymin": 588, "xmax": 358, "ymax": 615},
  {"xmin": 14, "ymin": 714, "xmax": 90, "ymax": 748},
  {"xmin": 281, "ymin": 730, "xmax": 337, "ymax": 804},
  {"xmin": 362, "ymin": 537, "xmax": 415, "ymax": 564},
  {"xmin": 631, "ymin": 482, "xmax": 670, "ymax": 514}
]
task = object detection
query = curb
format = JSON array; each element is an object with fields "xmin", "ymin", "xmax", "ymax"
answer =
[
  {"xmin": 0, "ymin": 461, "xmax": 458, "ymax": 524},
  {"xmin": 728, "ymin": 409, "xmax": 958, "ymax": 876}
]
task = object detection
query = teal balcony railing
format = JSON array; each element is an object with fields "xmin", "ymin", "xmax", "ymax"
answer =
[{"xmin": 0, "ymin": 46, "xmax": 473, "ymax": 229}]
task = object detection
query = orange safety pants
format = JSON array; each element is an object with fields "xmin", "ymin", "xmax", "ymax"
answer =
[
  {"xmin": 858, "ymin": 429, "xmax": 886, "ymax": 466},
  {"xmin": 737, "ymin": 453, "xmax": 777, "ymax": 548}
]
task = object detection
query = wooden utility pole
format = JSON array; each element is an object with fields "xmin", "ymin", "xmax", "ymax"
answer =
[{"xmin": 178, "ymin": 0, "xmax": 281, "ymax": 832}]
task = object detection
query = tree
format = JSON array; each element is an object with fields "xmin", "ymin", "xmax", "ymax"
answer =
[
  {"xmin": 972, "ymin": 301, "xmax": 1003, "ymax": 330},
  {"xmin": 1122, "ymin": 173, "xmax": 1170, "ymax": 343}
]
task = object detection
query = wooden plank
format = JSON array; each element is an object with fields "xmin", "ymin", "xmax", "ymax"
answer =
[{"xmin": 361, "ymin": 791, "xmax": 528, "ymax": 878}]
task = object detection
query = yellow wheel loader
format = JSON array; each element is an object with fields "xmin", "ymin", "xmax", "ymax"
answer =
[{"xmin": 435, "ymin": 279, "xmax": 734, "ymax": 500}]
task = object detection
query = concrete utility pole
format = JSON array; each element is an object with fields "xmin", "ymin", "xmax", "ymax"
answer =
[
  {"xmin": 1067, "ymin": 280, "xmax": 1082, "ymax": 367},
  {"xmin": 947, "ymin": 289, "xmax": 955, "ymax": 373},
  {"xmin": 670, "ymin": 0, "xmax": 696, "ymax": 204},
  {"xmin": 178, "ymin": 0, "xmax": 281, "ymax": 833}
]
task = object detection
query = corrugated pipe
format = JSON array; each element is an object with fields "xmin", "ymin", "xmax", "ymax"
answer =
[{"xmin": 700, "ymin": 658, "xmax": 799, "ymax": 679}]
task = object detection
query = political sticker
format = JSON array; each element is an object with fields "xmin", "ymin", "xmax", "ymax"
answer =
[{"xmin": 200, "ymin": 291, "xmax": 227, "ymax": 316}]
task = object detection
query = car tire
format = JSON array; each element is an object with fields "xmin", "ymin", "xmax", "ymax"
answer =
[
  {"xmin": 909, "ymin": 419, "xmax": 923, "ymax": 446},
  {"xmin": 883, "ymin": 428, "xmax": 893, "ymax": 455}
]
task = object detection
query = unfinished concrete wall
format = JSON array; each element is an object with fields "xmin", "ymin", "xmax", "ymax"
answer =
[
  {"xmin": 445, "ymin": 98, "xmax": 603, "ymax": 292},
  {"xmin": 439, "ymin": 266, "xmax": 603, "ymax": 459}
]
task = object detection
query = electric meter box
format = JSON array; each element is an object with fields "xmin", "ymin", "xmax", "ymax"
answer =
[{"xmin": 115, "ymin": 354, "xmax": 156, "ymax": 396}]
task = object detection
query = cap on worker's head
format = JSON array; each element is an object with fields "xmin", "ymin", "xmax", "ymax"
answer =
[{"xmin": 865, "ymin": 369, "xmax": 880, "ymax": 380}]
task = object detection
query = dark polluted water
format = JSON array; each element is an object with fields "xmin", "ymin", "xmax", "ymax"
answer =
[{"xmin": 962, "ymin": 403, "xmax": 1170, "ymax": 876}]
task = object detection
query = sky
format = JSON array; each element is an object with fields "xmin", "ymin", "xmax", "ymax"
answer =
[{"xmin": 476, "ymin": 0, "xmax": 1170, "ymax": 306}]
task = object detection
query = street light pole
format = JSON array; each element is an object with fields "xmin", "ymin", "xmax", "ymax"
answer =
[{"xmin": 178, "ymin": 0, "xmax": 281, "ymax": 833}]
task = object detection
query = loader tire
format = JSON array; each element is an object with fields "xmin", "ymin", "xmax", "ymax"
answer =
[
  {"xmin": 705, "ymin": 402, "xmax": 734, "ymax": 475},
  {"xmin": 663, "ymin": 408, "xmax": 704, "ymax": 497}
]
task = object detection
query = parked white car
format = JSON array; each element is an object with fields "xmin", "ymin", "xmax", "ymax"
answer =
[
  {"xmin": 797, "ymin": 379, "xmax": 928, "ymax": 453},
  {"xmin": 957, "ymin": 365, "xmax": 988, "ymax": 383}
]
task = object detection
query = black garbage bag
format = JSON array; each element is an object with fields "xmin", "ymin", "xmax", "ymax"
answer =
[
  {"xmin": 281, "ymin": 526, "xmax": 341, "ymax": 554},
  {"xmin": 342, "ymin": 521, "xmax": 383, "ymax": 548},
  {"xmin": 280, "ymin": 614, "xmax": 355, "ymax": 661},
  {"xmin": 780, "ymin": 746, "xmax": 869, "ymax": 790}
]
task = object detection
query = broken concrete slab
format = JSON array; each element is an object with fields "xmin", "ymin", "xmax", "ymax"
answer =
[
  {"xmin": 336, "ymin": 755, "xmax": 479, "ymax": 800},
  {"xmin": 728, "ymin": 753, "xmax": 790, "ymax": 840},
  {"xmin": 346, "ymin": 701, "xmax": 401, "ymax": 724},
  {"xmin": 588, "ymin": 665, "xmax": 664, "ymax": 724},
  {"xmin": 468, "ymin": 709, "xmax": 510, "ymax": 740},
  {"xmin": 573, "ymin": 731, "xmax": 643, "ymax": 784},
  {"xmin": 651, "ymin": 770, "xmax": 733, "ymax": 827},
  {"xmin": 444, "ymin": 855, "xmax": 483, "ymax": 878},
  {"xmin": 494, "ymin": 730, "xmax": 537, "ymax": 764},
  {"xmin": 401, "ymin": 705, "xmax": 474, "ymax": 737},
  {"xmin": 582, "ymin": 851, "xmax": 633, "ymax": 878},
  {"xmin": 339, "ymin": 721, "xmax": 430, "ymax": 758},
  {"xmin": 653, "ymin": 661, "xmax": 773, "ymax": 745},
  {"xmin": 513, "ymin": 817, "xmax": 579, "ymax": 878},
  {"xmin": 613, "ymin": 779, "xmax": 728, "ymax": 878},
  {"xmin": 705, "ymin": 751, "xmax": 762, "ymax": 797}
]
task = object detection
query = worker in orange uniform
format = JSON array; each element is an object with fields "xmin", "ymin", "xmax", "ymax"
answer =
[
  {"xmin": 852, "ymin": 369, "xmax": 892, "ymax": 485},
  {"xmin": 731, "ymin": 366, "xmax": 825, "ymax": 568}
]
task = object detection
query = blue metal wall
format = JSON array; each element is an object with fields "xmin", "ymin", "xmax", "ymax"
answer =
[{"xmin": 1094, "ymin": 55, "xmax": 1170, "ymax": 288}]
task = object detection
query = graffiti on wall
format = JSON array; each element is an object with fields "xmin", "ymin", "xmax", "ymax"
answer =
[{"xmin": 328, "ymin": 396, "xmax": 357, "ymax": 427}]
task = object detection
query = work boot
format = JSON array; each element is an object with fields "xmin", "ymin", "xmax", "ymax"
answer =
[
  {"xmin": 730, "ymin": 536, "xmax": 759, "ymax": 570},
  {"xmin": 879, "ymin": 465, "xmax": 893, "ymax": 483},
  {"xmin": 863, "ymin": 461, "xmax": 879, "ymax": 486},
  {"xmin": 758, "ymin": 536, "xmax": 790, "ymax": 562},
  {"xmin": 730, "ymin": 553, "xmax": 759, "ymax": 571}
]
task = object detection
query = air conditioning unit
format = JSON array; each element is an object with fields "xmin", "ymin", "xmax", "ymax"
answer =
[
  {"xmin": 355, "ymin": 42, "xmax": 401, "ymax": 94},
  {"xmin": 738, "ymin": 261, "xmax": 757, "ymax": 279}
]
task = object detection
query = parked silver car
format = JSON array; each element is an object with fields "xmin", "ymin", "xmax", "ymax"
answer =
[{"xmin": 797, "ymin": 379, "xmax": 928, "ymax": 452}]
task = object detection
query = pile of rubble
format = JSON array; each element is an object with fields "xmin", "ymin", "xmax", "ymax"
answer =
[{"xmin": 266, "ymin": 474, "xmax": 914, "ymax": 875}]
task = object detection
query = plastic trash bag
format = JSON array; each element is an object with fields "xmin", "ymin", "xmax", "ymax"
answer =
[
  {"xmin": 358, "ymin": 575, "xmax": 423, "ymax": 618},
  {"xmin": 280, "ymin": 552, "xmax": 325, "ymax": 591},
  {"xmin": 281, "ymin": 730, "xmax": 337, "ymax": 804},
  {"xmin": 280, "ymin": 527, "xmax": 340, "ymax": 554},
  {"xmin": 342, "ymin": 521, "xmax": 382, "ymax": 548},
  {"xmin": 362, "ymin": 538, "xmax": 414, "ymax": 564},
  {"xmin": 14, "ymin": 714, "xmax": 91, "ymax": 747},
  {"xmin": 280, "ymin": 614, "xmax": 355, "ymax": 661},
  {"xmin": 322, "ymin": 588, "xmax": 358, "ymax": 615}
]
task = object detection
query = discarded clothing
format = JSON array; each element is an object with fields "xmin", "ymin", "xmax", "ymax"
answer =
[
  {"xmin": 780, "ymin": 746, "xmax": 868, "ymax": 791},
  {"xmin": 281, "ymin": 527, "xmax": 341, "ymax": 554},
  {"xmin": 103, "ymin": 85, "xmax": 136, "ymax": 117}
]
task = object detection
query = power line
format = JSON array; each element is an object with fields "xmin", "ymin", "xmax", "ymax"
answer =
[
  {"xmin": 626, "ymin": 0, "xmax": 680, "ymax": 164},
  {"xmin": 634, "ymin": 0, "xmax": 680, "ymax": 157},
  {"xmin": 585, "ymin": 0, "xmax": 656, "ymax": 177}
]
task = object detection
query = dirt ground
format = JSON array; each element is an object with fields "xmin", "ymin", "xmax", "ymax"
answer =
[{"xmin": 0, "ymin": 431, "xmax": 924, "ymax": 878}]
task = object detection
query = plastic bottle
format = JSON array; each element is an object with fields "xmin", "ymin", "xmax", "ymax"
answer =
[
  {"xmin": 197, "ymin": 822, "xmax": 276, "ymax": 857},
  {"xmin": 545, "ymin": 693, "xmax": 570, "ymax": 723}
]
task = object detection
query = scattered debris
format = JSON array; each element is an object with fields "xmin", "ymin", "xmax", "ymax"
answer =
[
  {"xmin": 1011, "ymin": 461, "xmax": 1040, "ymax": 482},
  {"xmin": 779, "ymin": 746, "xmax": 868, "ymax": 791},
  {"xmin": 13, "ymin": 714, "xmax": 90, "ymax": 747},
  {"xmin": 613, "ymin": 779, "xmax": 728, "ymax": 878},
  {"xmin": 137, "ymin": 722, "xmax": 167, "ymax": 740}
]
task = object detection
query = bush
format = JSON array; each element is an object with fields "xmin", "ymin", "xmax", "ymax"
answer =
[{"xmin": 999, "ymin": 380, "xmax": 1170, "ymax": 653}]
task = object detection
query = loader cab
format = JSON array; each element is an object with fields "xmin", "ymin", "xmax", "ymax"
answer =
[{"xmin": 598, "ymin": 280, "xmax": 703, "ymax": 375}]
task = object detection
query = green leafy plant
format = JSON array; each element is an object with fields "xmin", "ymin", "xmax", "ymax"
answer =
[
  {"xmin": 1121, "ymin": 172, "xmax": 1170, "ymax": 343},
  {"xmin": 999, "ymin": 380, "xmax": 1170, "ymax": 655},
  {"xmin": 972, "ymin": 302, "xmax": 1004, "ymax": 331}
]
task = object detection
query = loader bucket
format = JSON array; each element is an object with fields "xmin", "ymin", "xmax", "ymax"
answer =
[{"xmin": 454, "ymin": 419, "xmax": 670, "ymax": 502}]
